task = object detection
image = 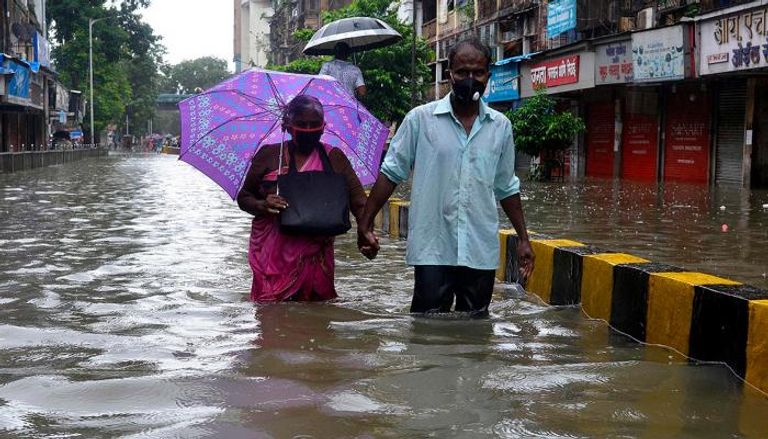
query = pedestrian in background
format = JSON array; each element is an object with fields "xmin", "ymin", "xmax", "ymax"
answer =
[
  {"xmin": 356, "ymin": 38, "xmax": 535, "ymax": 318},
  {"xmin": 319, "ymin": 42, "xmax": 366, "ymax": 99}
]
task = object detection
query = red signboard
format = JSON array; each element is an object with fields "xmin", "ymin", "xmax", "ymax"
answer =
[
  {"xmin": 531, "ymin": 55, "xmax": 580, "ymax": 88},
  {"xmin": 664, "ymin": 91, "xmax": 710, "ymax": 183},
  {"xmin": 621, "ymin": 113, "xmax": 658, "ymax": 181},
  {"xmin": 586, "ymin": 102, "xmax": 615, "ymax": 178}
]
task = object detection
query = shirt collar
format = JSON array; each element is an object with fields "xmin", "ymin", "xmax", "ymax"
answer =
[{"xmin": 433, "ymin": 93, "xmax": 496, "ymax": 121}]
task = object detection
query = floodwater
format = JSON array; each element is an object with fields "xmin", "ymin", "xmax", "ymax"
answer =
[
  {"xmin": 0, "ymin": 154, "xmax": 766, "ymax": 438},
  {"xmin": 507, "ymin": 178, "xmax": 768, "ymax": 290}
]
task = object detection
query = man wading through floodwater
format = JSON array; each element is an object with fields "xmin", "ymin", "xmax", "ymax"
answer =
[{"xmin": 357, "ymin": 38, "xmax": 535, "ymax": 318}]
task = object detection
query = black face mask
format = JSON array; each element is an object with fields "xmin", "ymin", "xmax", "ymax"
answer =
[
  {"xmin": 451, "ymin": 77, "xmax": 487, "ymax": 104},
  {"xmin": 290, "ymin": 126, "xmax": 324, "ymax": 154}
]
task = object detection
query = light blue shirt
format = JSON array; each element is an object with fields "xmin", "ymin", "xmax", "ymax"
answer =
[{"xmin": 381, "ymin": 94, "xmax": 520, "ymax": 270}]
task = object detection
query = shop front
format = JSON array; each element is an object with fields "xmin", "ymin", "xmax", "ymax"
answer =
[
  {"xmin": 631, "ymin": 25, "xmax": 705, "ymax": 183},
  {"xmin": 699, "ymin": 3, "xmax": 768, "ymax": 187},
  {"xmin": 590, "ymin": 37, "xmax": 661, "ymax": 181},
  {"xmin": 521, "ymin": 47, "xmax": 595, "ymax": 177}
]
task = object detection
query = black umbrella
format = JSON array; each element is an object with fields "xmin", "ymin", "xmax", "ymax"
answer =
[{"xmin": 303, "ymin": 17, "xmax": 402, "ymax": 56}]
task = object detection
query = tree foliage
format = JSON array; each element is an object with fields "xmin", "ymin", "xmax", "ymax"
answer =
[
  {"xmin": 47, "ymin": 0, "xmax": 163, "ymax": 139},
  {"xmin": 158, "ymin": 57, "xmax": 231, "ymax": 94},
  {"xmin": 271, "ymin": 0, "xmax": 431, "ymax": 123},
  {"xmin": 506, "ymin": 90, "xmax": 585, "ymax": 158}
]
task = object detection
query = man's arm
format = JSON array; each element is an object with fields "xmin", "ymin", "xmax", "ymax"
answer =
[
  {"xmin": 500, "ymin": 194, "xmax": 534, "ymax": 282},
  {"xmin": 357, "ymin": 174, "xmax": 397, "ymax": 259},
  {"xmin": 354, "ymin": 68, "xmax": 366, "ymax": 98},
  {"xmin": 494, "ymin": 120, "xmax": 535, "ymax": 282},
  {"xmin": 356, "ymin": 111, "xmax": 418, "ymax": 258}
]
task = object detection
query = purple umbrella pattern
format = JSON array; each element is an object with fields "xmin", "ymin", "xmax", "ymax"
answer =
[{"xmin": 178, "ymin": 69, "xmax": 389, "ymax": 199}]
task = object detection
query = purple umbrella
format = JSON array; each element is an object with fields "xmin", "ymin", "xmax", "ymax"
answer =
[{"xmin": 178, "ymin": 69, "xmax": 389, "ymax": 199}]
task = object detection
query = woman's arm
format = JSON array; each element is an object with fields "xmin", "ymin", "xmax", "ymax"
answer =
[{"xmin": 237, "ymin": 146, "xmax": 284, "ymax": 216}]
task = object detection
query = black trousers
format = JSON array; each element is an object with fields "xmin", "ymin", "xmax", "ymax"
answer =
[{"xmin": 411, "ymin": 265, "xmax": 496, "ymax": 318}]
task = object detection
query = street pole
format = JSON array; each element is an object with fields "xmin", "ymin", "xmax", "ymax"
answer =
[{"xmin": 89, "ymin": 17, "xmax": 107, "ymax": 147}]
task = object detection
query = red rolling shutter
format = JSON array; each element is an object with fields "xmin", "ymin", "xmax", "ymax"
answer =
[
  {"xmin": 663, "ymin": 91, "xmax": 711, "ymax": 183},
  {"xmin": 586, "ymin": 101, "xmax": 615, "ymax": 178}
]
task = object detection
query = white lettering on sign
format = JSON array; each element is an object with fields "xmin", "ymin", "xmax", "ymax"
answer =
[{"xmin": 707, "ymin": 53, "xmax": 729, "ymax": 64}]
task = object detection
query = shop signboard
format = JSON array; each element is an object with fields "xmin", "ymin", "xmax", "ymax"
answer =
[
  {"xmin": 55, "ymin": 83, "xmax": 70, "ymax": 111},
  {"xmin": 34, "ymin": 32, "xmax": 51, "ymax": 69},
  {"xmin": 530, "ymin": 55, "xmax": 580, "ymax": 88},
  {"xmin": 595, "ymin": 40, "xmax": 633, "ymax": 85},
  {"xmin": 547, "ymin": 0, "xmax": 576, "ymax": 37},
  {"xmin": 700, "ymin": 5, "xmax": 768, "ymax": 75},
  {"xmin": 486, "ymin": 61, "xmax": 519, "ymax": 102},
  {"xmin": 631, "ymin": 26, "xmax": 686, "ymax": 82},
  {"xmin": 521, "ymin": 51, "xmax": 595, "ymax": 97}
]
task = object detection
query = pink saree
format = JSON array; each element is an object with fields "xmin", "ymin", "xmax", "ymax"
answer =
[{"xmin": 248, "ymin": 145, "xmax": 337, "ymax": 302}]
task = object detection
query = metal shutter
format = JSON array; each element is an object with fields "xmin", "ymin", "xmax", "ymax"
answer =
[{"xmin": 716, "ymin": 81, "xmax": 747, "ymax": 186}]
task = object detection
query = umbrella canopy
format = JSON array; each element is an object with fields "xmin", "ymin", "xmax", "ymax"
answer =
[
  {"xmin": 178, "ymin": 69, "xmax": 389, "ymax": 199},
  {"xmin": 303, "ymin": 17, "xmax": 402, "ymax": 56}
]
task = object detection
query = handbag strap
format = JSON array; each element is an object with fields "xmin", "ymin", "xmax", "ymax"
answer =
[{"xmin": 286, "ymin": 143, "xmax": 334, "ymax": 175}]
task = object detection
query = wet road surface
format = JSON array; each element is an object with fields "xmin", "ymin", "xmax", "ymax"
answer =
[{"xmin": 0, "ymin": 154, "xmax": 766, "ymax": 437}]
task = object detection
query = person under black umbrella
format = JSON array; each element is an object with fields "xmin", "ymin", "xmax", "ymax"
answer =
[{"xmin": 318, "ymin": 43, "xmax": 366, "ymax": 99}]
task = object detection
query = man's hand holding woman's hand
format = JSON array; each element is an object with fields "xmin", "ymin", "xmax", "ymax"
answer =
[{"xmin": 357, "ymin": 224, "xmax": 380, "ymax": 260}]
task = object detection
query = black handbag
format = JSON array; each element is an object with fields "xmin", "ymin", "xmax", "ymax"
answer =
[{"xmin": 277, "ymin": 146, "xmax": 352, "ymax": 236}]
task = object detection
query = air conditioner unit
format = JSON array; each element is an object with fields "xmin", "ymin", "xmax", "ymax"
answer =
[{"xmin": 637, "ymin": 7, "xmax": 655, "ymax": 30}]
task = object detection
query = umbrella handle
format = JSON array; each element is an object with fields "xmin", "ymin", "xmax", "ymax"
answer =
[{"xmin": 277, "ymin": 132, "xmax": 285, "ymax": 196}]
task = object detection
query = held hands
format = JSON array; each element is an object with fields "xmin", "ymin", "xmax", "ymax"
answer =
[
  {"xmin": 357, "ymin": 225, "xmax": 380, "ymax": 260},
  {"xmin": 516, "ymin": 239, "xmax": 535, "ymax": 285},
  {"xmin": 264, "ymin": 194, "xmax": 289, "ymax": 215}
]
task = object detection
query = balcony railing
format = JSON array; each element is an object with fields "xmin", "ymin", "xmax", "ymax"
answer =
[
  {"xmin": 478, "ymin": 0, "xmax": 496, "ymax": 19},
  {"xmin": 423, "ymin": 18, "xmax": 436, "ymax": 41}
]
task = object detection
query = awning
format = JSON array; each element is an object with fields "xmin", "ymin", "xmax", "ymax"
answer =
[
  {"xmin": 494, "ymin": 52, "xmax": 540, "ymax": 66},
  {"xmin": 1, "ymin": 54, "xmax": 39, "ymax": 73}
]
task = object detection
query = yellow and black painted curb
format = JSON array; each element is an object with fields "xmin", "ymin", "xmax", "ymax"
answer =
[{"xmin": 373, "ymin": 199, "xmax": 768, "ymax": 396}]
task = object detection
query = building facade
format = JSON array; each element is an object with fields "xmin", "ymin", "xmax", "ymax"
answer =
[
  {"xmin": 425, "ymin": 0, "xmax": 766, "ymax": 187},
  {"xmin": 234, "ymin": 0, "xmax": 274, "ymax": 72},
  {"xmin": 265, "ymin": 0, "xmax": 354, "ymax": 66},
  {"xmin": 1, "ymin": 0, "xmax": 49, "ymax": 151}
]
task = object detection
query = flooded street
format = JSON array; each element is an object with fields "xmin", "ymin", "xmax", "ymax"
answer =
[{"xmin": 1, "ymin": 154, "xmax": 767, "ymax": 437}]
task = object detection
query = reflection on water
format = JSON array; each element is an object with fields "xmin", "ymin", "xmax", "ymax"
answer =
[{"xmin": 0, "ymin": 155, "xmax": 766, "ymax": 437}]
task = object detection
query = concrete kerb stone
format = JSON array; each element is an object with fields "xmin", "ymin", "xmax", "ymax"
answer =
[
  {"xmin": 373, "ymin": 196, "xmax": 768, "ymax": 396},
  {"xmin": 0, "ymin": 148, "xmax": 105, "ymax": 174}
]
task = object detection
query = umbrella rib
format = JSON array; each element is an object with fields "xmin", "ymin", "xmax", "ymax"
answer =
[
  {"xmin": 234, "ymin": 120, "xmax": 281, "ymax": 197},
  {"xmin": 185, "ymin": 111, "xmax": 280, "ymax": 149},
  {"xmin": 323, "ymin": 128, "xmax": 376, "ymax": 178},
  {"xmin": 265, "ymin": 72, "xmax": 287, "ymax": 110},
  {"xmin": 197, "ymin": 88, "xmax": 276, "ymax": 109}
]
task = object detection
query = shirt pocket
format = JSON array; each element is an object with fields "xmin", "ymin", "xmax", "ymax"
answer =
[{"xmin": 469, "ymin": 146, "xmax": 499, "ymax": 186}]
